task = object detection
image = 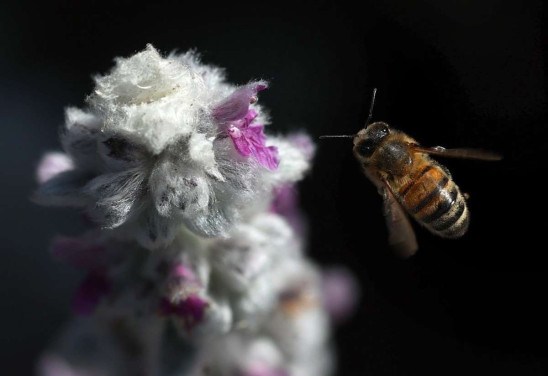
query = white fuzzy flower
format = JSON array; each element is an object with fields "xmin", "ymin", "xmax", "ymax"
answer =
[
  {"xmin": 34, "ymin": 45, "xmax": 313, "ymax": 249},
  {"xmin": 34, "ymin": 45, "xmax": 352, "ymax": 376}
]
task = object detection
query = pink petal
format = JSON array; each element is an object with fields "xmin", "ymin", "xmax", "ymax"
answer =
[
  {"xmin": 243, "ymin": 108, "xmax": 259, "ymax": 124},
  {"xmin": 271, "ymin": 184, "xmax": 298, "ymax": 214},
  {"xmin": 246, "ymin": 124, "xmax": 267, "ymax": 141},
  {"xmin": 252, "ymin": 145, "xmax": 279, "ymax": 170},
  {"xmin": 226, "ymin": 109, "xmax": 279, "ymax": 170},
  {"xmin": 232, "ymin": 135, "xmax": 253, "ymax": 156},
  {"xmin": 36, "ymin": 152, "xmax": 74, "ymax": 184}
]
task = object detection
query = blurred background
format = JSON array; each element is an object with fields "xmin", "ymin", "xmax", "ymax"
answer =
[{"xmin": 1, "ymin": 0, "xmax": 546, "ymax": 375}]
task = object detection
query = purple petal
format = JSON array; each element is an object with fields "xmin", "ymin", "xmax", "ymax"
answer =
[
  {"xmin": 322, "ymin": 267, "xmax": 360, "ymax": 323},
  {"xmin": 231, "ymin": 127, "xmax": 253, "ymax": 156},
  {"xmin": 271, "ymin": 184, "xmax": 298, "ymax": 215},
  {"xmin": 270, "ymin": 184, "xmax": 305, "ymax": 234},
  {"xmin": 72, "ymin": 272, "xmax": 111, "ymax": 316},
  {"xmin": 232, "ymin": 123, "xmax": 279, "ymax": 170},
  {"xmin": 36, "ymin": 152, "xmax": 74, "ymax": 184},
  {"xmin": 252, "ymin": 145, "xmax": 279, "ymax": 170},
  {"xmin": 246, "ymin": 124, "xmax": 267, "ymax": 141},
  {"xmin": 212, "ymin": 81, "xmax": 268, "ymax": 123},
  {"xmin": 50, "ymin": 236, "xmax": 105, "ymax": 270},
  {"xmin": 243, "ymin": 108, "xmax": 259, "ymax": 124},
  {"xmin": 225, "ymin": 107, "xmax": 279, "ymax": 170}
]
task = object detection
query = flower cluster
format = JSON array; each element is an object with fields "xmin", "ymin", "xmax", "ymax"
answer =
[{"xmin": 34, "ymin": 45, "xmax": 357, "ymax": 376}]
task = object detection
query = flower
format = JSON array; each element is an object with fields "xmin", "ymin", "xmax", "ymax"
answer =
[
  {"xmin": 33, "ymin": 45, "xmax": 310, "ymax": 248},
  {"xmin": 33, "ymin": 45, "xmax": 353, "ymax": 376},
  {"xmin": 212, "ymin": 81, "xmax": 279, "ymax": 170}
]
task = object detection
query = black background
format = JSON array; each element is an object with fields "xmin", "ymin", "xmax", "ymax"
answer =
[{"xmin": 1, "ymin": 1, "xmax": 547, "ymax": 375}]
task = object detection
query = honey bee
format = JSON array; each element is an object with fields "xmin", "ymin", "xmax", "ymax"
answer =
[{"xmin": 321, "ymin": 89, "xmax": 502, "ymax": 257}]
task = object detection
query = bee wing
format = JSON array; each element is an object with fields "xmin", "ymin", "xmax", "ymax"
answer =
[
  {"xmin": 382, "ymin": 185, "xmax": 419, "ymax": 258},
  {"xmin": 363, "ymin": 169, "xmax": 418, "ymax": 258},
  {"xmin": 410, "ymin": 144, "xmax": 502, "ymax": 161}
]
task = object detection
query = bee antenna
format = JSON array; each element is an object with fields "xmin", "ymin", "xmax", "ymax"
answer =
[
  {"xmin": 364, "ymin": 88, "xmax": 378, "ymax": 128},
  {"xmin": 319, "ymin": 135, "xmax": 356, "ymax": 139}
]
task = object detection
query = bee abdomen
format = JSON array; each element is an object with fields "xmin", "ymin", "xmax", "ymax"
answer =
[{"xmin": 399, "ymin": 165, "xmax": 469, "ymax": 238}]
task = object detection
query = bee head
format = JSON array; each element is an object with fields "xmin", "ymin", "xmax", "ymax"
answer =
[{"xmin": 353, "ymin": 122, "xmax": 391, "ymax": 160}]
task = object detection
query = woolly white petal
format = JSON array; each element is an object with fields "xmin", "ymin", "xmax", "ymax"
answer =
[
  {"xmin": 209, "ymin": 213, "xmax": 297, "ymax": 292},
  {"xmin": 62, "ymin": 107, "xmax": 102, "ymax": 171},
  {"xmin": 134, "ymin": 205, "xmax": 177, "ymax": 250},
  {"xmin": 83, "ymin": 168, "xmax": 146, "ymax": 229},
  {"xmin": 93, "ymin": 44, "xmax": 192, "ymax": 106},
  {"xmin": 188, "ymin": 132, "xmax": 222, "ymax": 180},
  {"xmin": 88, "ymin": 45, "xmax": 214, "ymax": 155},
  {"xmin": 149, "ymin": 157, "xmax": 210, "ymax": 218},
  {"xmin": 171, "ymin": 50, "xmax": 231, "ymax": 101},
  {"xmin": 265, "ymin": 137, "xmax": 312, "ymax": 186}
]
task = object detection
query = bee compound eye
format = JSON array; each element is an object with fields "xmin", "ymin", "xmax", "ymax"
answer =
[{"xmin": 356, "ymin": 140, "xmax": 375, "ymax": 157}]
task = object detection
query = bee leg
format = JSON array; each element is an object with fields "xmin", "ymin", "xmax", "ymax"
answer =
[{"xmin": 463, "ymin": 192, "xmax": 470, "ymax": 200}]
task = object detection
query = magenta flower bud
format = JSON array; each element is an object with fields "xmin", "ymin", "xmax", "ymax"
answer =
[
  {"xmin": 159, "ymin": 294, "xmax": 209, "ymax": 330},
  {"xmin": 72, "ymin": 272, "xmax": 112, "ymax": 316}
]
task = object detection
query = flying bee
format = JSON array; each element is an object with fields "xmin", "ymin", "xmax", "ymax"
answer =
[{"xmin": 321, "ymin": 89, "xmax": 502, "ymax": 257}]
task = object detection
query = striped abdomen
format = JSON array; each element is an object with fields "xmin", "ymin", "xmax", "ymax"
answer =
[{"xmin": 397, "ymin": 163, "xmax": 469, "ymax": 238}]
